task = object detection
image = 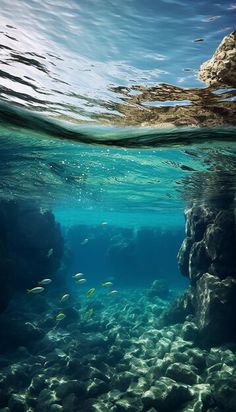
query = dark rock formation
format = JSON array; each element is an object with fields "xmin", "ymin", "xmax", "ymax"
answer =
[
  {"xmin": 0, "ymin": 200, "xmax": 64, "ymax": 312},
  {"xmin": 159, "ymin": 287, "xmax": 194, "ymax": 326},
  {"xmin": 174, "ymin": 200, "xmax": 236, "ymax": 346},
  {"xmin": 178, "ymin": 205, "xmax": 236, "ymax": 282}
]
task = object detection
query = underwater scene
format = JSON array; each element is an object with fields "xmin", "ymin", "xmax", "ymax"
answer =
[{"xmin": 0, "ymin": 0, "xmax": 236, "ymax": 411}]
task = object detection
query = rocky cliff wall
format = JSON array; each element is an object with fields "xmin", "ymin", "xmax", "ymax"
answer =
[
  {"xmin": 165, "ymin": 199, "xmax": 236, "ymax": 347},
  {"xmin": 0, "ymin": 200, "xmax": 64, "ymax": 312}
]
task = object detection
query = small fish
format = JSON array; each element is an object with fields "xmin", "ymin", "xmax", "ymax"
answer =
[
  {"xmin": 55, "ymin": 348, "xmax": 66, "ymax": 357},
  {"xmin": 38, "ymin": 278, "xmax": 52, "ymax": 286},
  {"xmin": 101, "ymin": 281, "xmax": 113, "ymax": 287},
  {"xmin": 80, "ymin": 238, "xmax": 89, "ymax": 245},
  {"xmin": 56, "ymin": 312, "xmax": 66, "ymax": 322},
  {"xmin": 76, "ymin": 278, "xmax": 87, "ymax": 284},
  {"xmin": 193, "ymin": 38, "xmax": 204, "ymax": 42},
  {"xmin": 86, "ymin": 288, "xmax": 96, "ymax": 297},
  {"xmin": 108, "ymin": 290, "xmax": 118, "ymax": 295},
  {"xmin": 72, "ymin": 272, "xmax": 84, "ymax": 280},
  {"xmin": 60, "ymin": 294, "xmax": 70, "ymax": 303},
  {"xmin": 27, "ymin": 287, "xmax": 44, "ymax": 294},
  {"xmin": 101, "ymin": 221, "xmax": 108, "ymax": 226},
  {"xmin": 85, "ymin": 308, "xmax": 93, "ymax": 319},
  {"xmin": 47, "ymin": 248, "xmax": 53, "ymax": 258}
]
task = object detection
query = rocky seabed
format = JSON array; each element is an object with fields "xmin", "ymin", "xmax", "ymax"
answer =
[{"xmin": 0, "ymin": 288, "xmax": 236, "ymax": 412}]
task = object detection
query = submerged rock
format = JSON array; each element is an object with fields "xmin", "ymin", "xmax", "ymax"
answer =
[
  {"xmin": 142, "ymin": 377, "xmax": 192, "ymax": 411},
  {"xmin": 175, "ymin": 199, "xmax": 236, "ymax": 347},
  {"xmin": 158, "ymin": 286, "xmax": 194, "ymax": 326},
  {"xmin": 212, "ymin": 375, "xmax": 236, "ymax": 412},
  {"xmin": 165, "ymin": 362, "xmax": 199, "ymax": 385},
  {"xmin": 195, "ymin": 273, "xmax": 236, "ymax": 346},
  {"xmin": 8, "ymin": 394, "xmax": 26, "ymax": 412}
]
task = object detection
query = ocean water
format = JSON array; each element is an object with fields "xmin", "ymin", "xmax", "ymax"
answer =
[{"xmin": 0, "ymin": 1, "xmax": 236, "ymax": 411}]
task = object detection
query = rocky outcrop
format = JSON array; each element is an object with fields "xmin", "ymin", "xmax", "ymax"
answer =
[
  {"xmin": 0, "ymin": 200, "xmax": 64, "ymax": 312},
  {"xmin": 178, "ymin": 205, "xmax": 236, "ymax": 282},
  {"xmin": 199, "ymin": 31, "xmax": 236, "ymax": 87},
  {"xmin": 173, "ymin": 200, "xmax": 236, "ymax": 346}
]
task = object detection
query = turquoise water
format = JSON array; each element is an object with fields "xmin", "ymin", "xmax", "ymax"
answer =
[{"xmin": 0, "ymin": 1, "xmax": 236, "ymax": 412}]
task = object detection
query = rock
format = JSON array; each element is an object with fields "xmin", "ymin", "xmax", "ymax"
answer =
[
  {"xmin": 181, "ymin": 321, "xmax": 198, "ymax": 341},
  {"xmin": 49, "ymin": 405, "xmax": 63, "ymax": 412},
  {"xmin": 212, "ymin": 375, "xmax": 236, "ymax": 412},
  {"xmin": 86, "ymin": 366, "xmax": 110, "ymax": 383},
  {"xmin": 55, "ymin": 380, "xmax": 85, "ymax": 399},
  {"xmin": 8, "ymin": 395, "xmax": 26, "ymax": 412},
  {"xmin": 86, "ymin": 378, "xmax": 109, "ymax": 397},
  {"xmin": 62, "ymin": 393, "xmax": 79, "ymax": 412},
  {"xmin": 185, "ymin": 205, "xmax": 211, "ymax": 241},
  {"xmin": 206, "ymin": 348, "xmax": 222, "ymax": 368},
  {"xmin": 0, "ymin": 200, "xmax": 64, "ymax": 314},
  {"xmin": 195, "ymin": 273, "xmax": 236, "ymax": 346},
  {"xmin": 187, "ymin": 349, "xmax": 207, "ymax": 373},
  {"xmin": 114, "ymin": 371, "xmax": 137, "ymax": 391},
  {"xmin": 178, "ymin": 203, "xmax": 236, "ymax": 283},
  {"xmin": 165, "ymin": 362, "xmax": 199, "ymax": 385},
  {"xmin": 199, "ymin": 31, "xmax": 236, "ymax": 87},
  {"xmin": 142, "ymin": 377, "xmax": 192, "ymax": 411},
  {"xmin": 175, "ymin": 199, "xmax": 236, "ymax": 347},
  {"xmin": 205, "ymin": 213, "xmax": 235, "ymax": 264},
  {"xmin": 188, "ymin": 241, "xmax": 210, "ymax": 283},
  {"xmin": 107, "ymin": 347, "xmax": 124, "ymax": 366},
  {"xmin": 159, "ymin": 286, "xmax": 194, "ymax": 326},
  {"xmin": 177, "ymin": 237, "xmax": 193, "ymax": 277},
  {"xmin": 5, "ymin": 364, "xmax": 31, "ymax": 389},
  {"xmin": 36, "ymin": 389, "xmax": 55, "ymax": 412},
  {"xmin": 115, "ymin": 397, "xmax": 143, "ymax": 412},
  {"xmin": 29, "ymin": 376, "xmax": 47, "ymax": 395},
  {"xmin": 78, "ymin": 398, "xmax": 112, "ymax": 412}
]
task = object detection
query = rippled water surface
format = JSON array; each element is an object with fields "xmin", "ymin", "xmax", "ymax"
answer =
[{"xmin": 0, "ymin": 0, "xmax": 236, "ymax": 225}]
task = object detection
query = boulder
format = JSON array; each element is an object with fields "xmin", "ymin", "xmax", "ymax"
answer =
[{"xmin": 142, "ymin": 377, "xmax": 192, "ymax": 411}]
